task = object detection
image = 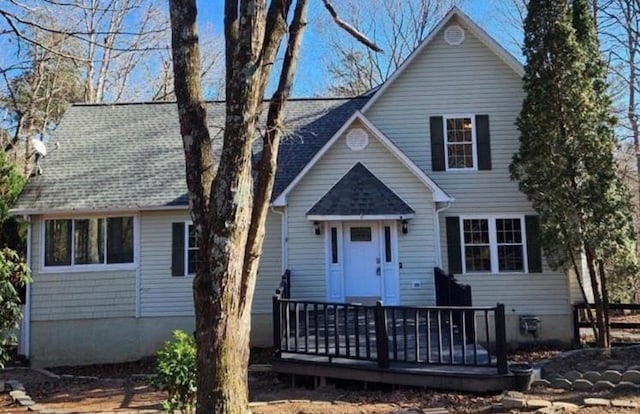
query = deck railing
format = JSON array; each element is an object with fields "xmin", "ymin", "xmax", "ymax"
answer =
[
  {"xmin": 434, "ymin": 267, "xmax": 472, "ymax": 307},
  {"xmin": 434, "ymin": 267, "xmax": 474, "ymax": 342},
  {"xmin": 273, "ymin": 296, "xmax": 508, "ymax": 374}
]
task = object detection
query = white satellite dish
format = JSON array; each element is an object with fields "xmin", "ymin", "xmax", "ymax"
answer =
[{"xmin": 32, "ymin": 139, "xmax": 47, "ymax": 157}]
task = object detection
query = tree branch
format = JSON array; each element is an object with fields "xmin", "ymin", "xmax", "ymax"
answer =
[{"xmin": 322, "ymin": 0, "xmax": 383, "ymax": 52}]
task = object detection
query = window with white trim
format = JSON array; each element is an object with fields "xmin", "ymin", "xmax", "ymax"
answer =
[
  {"xmin": 187, "ymin": 224, "xmax": 198, "ymax": 275},
  {"xmin": 461, "ymin": 216, "xmax": 526, "ymax": 273},
  {"xmin": 445, "ymin": 116, "xmax": 476, "ymax": 170},
  {"xmin": 44, "ymin": 216, "xmax": 134, "ymax": 268}
]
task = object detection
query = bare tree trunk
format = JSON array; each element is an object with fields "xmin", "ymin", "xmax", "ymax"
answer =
[
  {"xmin": 169, "ymin": 1, "xmax": 376, "ymax": 411},
  {"xmin": 585, "ymin": 246, "xmax": 609, "ymax": 348}
]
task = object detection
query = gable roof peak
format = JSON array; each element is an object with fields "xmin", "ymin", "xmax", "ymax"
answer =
[{"xmin": 360, "ymin": 6, "xmax": 524, "ymax": 113}]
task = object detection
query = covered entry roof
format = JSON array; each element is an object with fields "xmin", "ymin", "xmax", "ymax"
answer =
[{"xmin": 307, "ymin": 162, "xmax": 415, "ymax": 220}]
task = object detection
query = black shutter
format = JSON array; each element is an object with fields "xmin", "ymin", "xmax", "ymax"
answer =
[
  {"xmin": 525, "ymin": 215, "xmax": 542, "ymax": 273},
  {"xmin": 476, "ymin": 115, "xmax": 491, "ymax": 170},
  {"xmin": 446, "ymin": 216, "xmax": 462, "ymax": 274},
  {"xmin": 172, "ymin": 222, "xmax": 185, "ymax": 277},
  {"xmin": 430, "ymin": 116, "xmax": 445, "ymax": 171}
]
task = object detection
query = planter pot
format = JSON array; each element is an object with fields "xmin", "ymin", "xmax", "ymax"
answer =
[{"xmin": 510, "ymin": 363, "xmax": 534, "ymax": 391}]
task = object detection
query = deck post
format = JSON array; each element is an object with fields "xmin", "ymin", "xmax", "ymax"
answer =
[
  {"xmin": 273, "ymin": 296, "xmax": 282, "ymax": 357},
  {"xmin": 374, "ymin": 301, "xmax": 389, "ymax": 369},
  {"xmin": 494, "ymin": 303, "xmax": 508, "ymax": 375}
]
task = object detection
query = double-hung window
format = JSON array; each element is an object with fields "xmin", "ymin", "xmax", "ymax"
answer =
[
  {"xmin": 171, "ymin": 222, "xmax": 199, "ymax": 277},
  {"xmin": 44, "ymin": 216, "xmax": 135, "ymax": 269},
  {"xmin": 187, "ymin": 224, "xmax": 198, "ymax": 275},
  {"xmin": 445, "ymin": 116, "xmax": 476, "ymax": 170},
  {"xmin": 461, "ymin": 216, "xmax": 526, "ymax": 274}
]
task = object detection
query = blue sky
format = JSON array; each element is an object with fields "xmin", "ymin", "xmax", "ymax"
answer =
[{"xmin": 195, "ymin": 1, "xmax": 523, "ymax": 97}]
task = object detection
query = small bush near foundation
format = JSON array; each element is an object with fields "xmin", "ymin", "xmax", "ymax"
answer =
[
  {"xmin": 152, "ymin": 330, "xmax": 196, "ymax": 413},
  {"xmin": 0, "ymin": 248, "xmax": 31, "ymax": 368}
]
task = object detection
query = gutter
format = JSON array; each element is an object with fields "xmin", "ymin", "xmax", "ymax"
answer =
[
  {"xmin": 21, "ymin": 215, "xmax": 32, "ymax": 359},
  {"xmin": 9, "ymin": 205, "xmax": 190, "ymax": 216}
]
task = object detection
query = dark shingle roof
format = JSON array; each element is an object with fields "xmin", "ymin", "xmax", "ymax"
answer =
[
  {"xmin": 13, "ymin": 98, "xmax": 368, "ymax": 212},
  {"xmin": 307, "ymin": 162, "xmax": 414, "ymax": 217}
]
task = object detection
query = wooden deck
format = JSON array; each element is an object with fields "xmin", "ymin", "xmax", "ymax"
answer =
[
  {"xmin": 279, "ymin": 306, "xmax": 491, "ymax": 365},
  {"xmin": 271, "ymin": 269, "xmax": 514, "ymax": 392},
  {"xmin": 273, "ymin": 356, "xmax": 514, "ymax": 393}
]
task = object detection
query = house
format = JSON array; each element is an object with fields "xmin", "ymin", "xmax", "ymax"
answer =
[{"xmin": 11, "ymin": 8, "xmax": 584, "ymax": 368}]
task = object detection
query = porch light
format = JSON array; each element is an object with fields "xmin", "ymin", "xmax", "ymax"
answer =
[
  {"xmin": 313, "ymin": 221, "xmax": 321, "ymax": 235},
  {"xmin": 402, "ymin": 219, "xmax": 408, "ymax": 234}
]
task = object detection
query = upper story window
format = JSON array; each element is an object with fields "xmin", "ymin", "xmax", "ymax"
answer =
[
  {"xmin": 44, "ymin": 216, "xmax": 134, "ymax": 268},
  {"xmin": 445, "ymin": 116, "xmax": 476, "ymax": 170},
  {"xmin": 461, "ymin": 216, "xmax": 526, "ymax": 274},
  {"xmin": 430, "ymin": 115, "xmax": 491, "ymax": 172}
]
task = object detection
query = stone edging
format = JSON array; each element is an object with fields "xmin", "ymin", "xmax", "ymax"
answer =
[
  {"xmin": 537, "ymin": 368, "xmax": 640, "ymax": 392},
  {"xmin": 498, "ymin": 391, "xmax": 638, "ymax": 413}
]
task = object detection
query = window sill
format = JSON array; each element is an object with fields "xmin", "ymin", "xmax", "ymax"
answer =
[
  {"xmin": 40, "ymin": 263, "xmax": 137, "ymax": 274},
  {"xmin": 461, "ymin": 271, "xmax": 528, "ymax": 276},
  {"xmin": 444, "ymin": 168, "xmax": 478, "ymax": 172}
]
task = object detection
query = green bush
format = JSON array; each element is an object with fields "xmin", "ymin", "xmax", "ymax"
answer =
[
  {"xmin": 152, "ymin": 330, "xmax": 197, "ymax": 413},
  {"xmin": 0, "ymin": 248, "xmax": 31, "ymax": 368}
]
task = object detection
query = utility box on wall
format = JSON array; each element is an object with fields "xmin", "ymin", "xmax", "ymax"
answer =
[{"xmin": 519, "ymin": 314, "xmax": 541, "ymax": 337}]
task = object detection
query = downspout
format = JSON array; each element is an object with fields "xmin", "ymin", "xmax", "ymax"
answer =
[
  {"xmin": 270, "ymin": 206, "xmax": 288, "ymax": 273},
  {"xmin": 433, "ymin": 200, "xmax": 453, "ymax": 268},
  {"xmin": 22, "ymin": 215, "xmax": 32, "ymax": 359}
]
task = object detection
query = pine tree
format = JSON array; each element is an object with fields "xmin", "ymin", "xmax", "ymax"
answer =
[{"xmin": 511, "ymin": 0, "xmax": 637, "ymax": 348}]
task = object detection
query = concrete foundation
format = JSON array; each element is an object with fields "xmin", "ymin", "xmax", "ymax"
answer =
[{"xmin": 30, "ymin": 313, "xmax": 274, "ymax": 367}]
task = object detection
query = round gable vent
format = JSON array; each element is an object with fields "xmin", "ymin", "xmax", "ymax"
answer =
[
  {"xmin": 346, "ymin": 128, "xmax": 369, "ymax": 151},
  {"xmin": 444, "ymin": 25, "xmax": 465, "ymax": 45}
]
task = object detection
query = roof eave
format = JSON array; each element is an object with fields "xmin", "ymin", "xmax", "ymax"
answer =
[{"xmin": 9, "ymin": 204, "xmax": 189, "ymax": 216}]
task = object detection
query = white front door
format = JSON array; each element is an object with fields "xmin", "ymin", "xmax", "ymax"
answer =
[
  {"xmin": 343, "ymin": 222, "xmax": 381, "ymax": 299},
  {"xmin": 325, "ymin": 221, "xmax": 400, "ymax": 304}
]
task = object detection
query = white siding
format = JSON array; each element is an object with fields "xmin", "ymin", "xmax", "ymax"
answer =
[
  {"xmin": 30, "ymin": 216, "xmax": 136, "ymax": 321},
  {"xmin": 365, "ymin": 16, "xmax": 531, "ymax": 213},
  {"xmin": 286, "ymin": 120, "xmax": 437, "ymax": 305},
  {"xmin": 139, "ymin": 211, "xmax": 193, "ymax": 317},
  {"xmin": 254, "ymin": 210, "xmax": 283, "ymax": 313},
  {"xmin": 139, "ymin": 210, "xmax": 282, "ymax": 316},
  {"xmin": 364, "ymin": 17, "xmax": 571, "ymax": 315}
]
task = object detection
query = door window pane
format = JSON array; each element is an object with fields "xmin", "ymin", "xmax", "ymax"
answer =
[
  {"xmin": 384, "ymin": 226, "xmax": 392, "ymax": 262},
  {"xmin": 45, "ymin": 219, "xmax": 72, "ymax": 266},
  {"xmin": 350, "ymin": 227, "xmax": 372, "ymax": 242},
  {"xmin": 331, "ymin": 227, "xmax": 338, "ymax": 264}
]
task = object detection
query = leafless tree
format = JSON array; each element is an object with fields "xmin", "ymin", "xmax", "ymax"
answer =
[
  {"xmin": 146, "ymin": 24, "xmax": 224, "ymax": 101},
  {"xmin": 1, "ymin": 0, "xmax": 175, "ymax": 105},
  {"xmin": 322, "ymin": 0, "xmax": 460, "ymax": 96},
  {"xmin": 1, "ymin": 20, "xmax": 83, "ymax": 173},
  {"xmin": 168, "ymin": 0, "xmax": 380, "ymax": 412},
  {"xmin": 599, "ymin": 0, "xmax": 639, "ymax": 193}
]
